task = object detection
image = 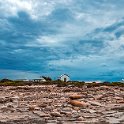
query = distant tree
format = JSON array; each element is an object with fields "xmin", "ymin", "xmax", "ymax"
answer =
[
  {"xmin": 56, "ymin": 79, "xmax": 62, "ymax": 82},
  {"xmin": 82, "ymin": 81, "xmax": 85, "ymax": 83},
  {"xmin": 42, "ymin": 76, "xmax": 52, "ymax": 81},
  {"xmin": 103, "ymin": 81, "xmax": 110, "ymax": 84},
  {"xmin": 0, "ymin": 78, "xmax": 13, "ymax": 83},
  {"xmin": 92, "ymin": 82, "xmax": 96, "ymax": 84}
]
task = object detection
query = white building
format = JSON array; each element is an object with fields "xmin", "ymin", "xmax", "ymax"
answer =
[
  {"xmin": 85, "ymin": 80, "xmax": 102, "ymax": 83},
  {"xmin": 16, "ymin": 79, "xmax": 29, "ymax": 82},
  {"xmin": 59, "ymin": 74, "xmax": 70, "ymax": 82},
  {"xmin": 32, "ymin": 78, "xmax": 46, "ymax": 82},
  {"xmin": 121, "ymin": 79, "xmax": 124, "ymax": 83}
]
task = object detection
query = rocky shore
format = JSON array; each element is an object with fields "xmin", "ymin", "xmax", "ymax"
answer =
[{"xmin": 0, "ymin": 85, "xmax": 124, "ymax": 124}]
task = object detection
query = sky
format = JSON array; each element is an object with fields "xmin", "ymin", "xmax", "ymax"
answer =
[{"xmin": 0, "ymin": 0, "xmax": 124, "ymax": 81}]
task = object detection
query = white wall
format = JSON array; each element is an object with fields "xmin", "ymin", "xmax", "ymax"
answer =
[{"xmin": 60, "ymin": 75, "xmax": 70, "ymax": 82}]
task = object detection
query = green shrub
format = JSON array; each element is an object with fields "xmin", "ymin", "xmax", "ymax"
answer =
[
  {"xmin": 0, "ymin": 78, "xmax": 13, "ymax": 83},
  {"xmin": 70, "ymin": 81, "xmax": 85, "ymax": 87},
  {"xmin": 57, "ymin": 81, "xmax": 68, "ymax": 87},
  {"xmin": 0, "ymin": 81, "xmax": 31, "ymax": 86},
  {"xmin": 110, "ymin": 82, "xmax": 124, "ymax": 87},
  {"xmin": 86, "ymin": 83, "xmax": 101, "ymax": 88}
]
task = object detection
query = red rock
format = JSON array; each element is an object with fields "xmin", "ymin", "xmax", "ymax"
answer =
[
  {"xmin": 69, "ymin": 94, "xmax": 82, "ymax": 99},
  {"xmin": 69, "ymin": 100, "xmax": 89, "ymax": 107}
]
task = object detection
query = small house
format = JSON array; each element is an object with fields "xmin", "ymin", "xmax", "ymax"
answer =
[
  {"xmin": 85, "ymin": 81, "xmax": 102, "ymax": 83},
  {"xmin": 32, "ymin": 78, "xmax": 46, "ymax": 83},
  {"xmin": 59, "ymin": 74, "xmax": 70, "ymax": 82},
  {"xmin": 16, "ymin": 79, "xmax": 29, "ymax": 82},
  {"xmin": 121, "ymin": 79, "xmax": 124, "ymax": 83}
]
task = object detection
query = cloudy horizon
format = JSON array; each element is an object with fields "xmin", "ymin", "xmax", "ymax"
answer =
[{"xmin": 1, "ymin": 0, "xmax": 124, "ymax": 81}]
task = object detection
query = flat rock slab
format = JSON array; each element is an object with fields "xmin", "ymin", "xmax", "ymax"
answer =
[
  {"xmin": 50, "ymin": 112, "xmax": 62, "ymax": 117},
  {"xmin": 33, "ymin": 111, "xmax": 50, "ymax": 117},
  {"xmin": 87, "ymin": 101, "xmax": 104, "ymax": 107}
]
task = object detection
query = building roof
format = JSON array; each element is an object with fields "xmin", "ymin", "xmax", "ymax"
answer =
[
  {"xmin": 16, "ymin": 79, "xmax": 29, "ymax": 81},
  {"xmin": 59, "ymin": 74, "xmax": 70, "ymax": 78}
]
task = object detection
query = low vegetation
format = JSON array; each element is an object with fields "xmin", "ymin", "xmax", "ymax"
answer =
[
  {"xmin": 0, "ymin": 78, "xmax": 124, "ymax": 87},
  {"xmin": 0, "ymin": 79, "xmax": 32, "ymax": 86}
]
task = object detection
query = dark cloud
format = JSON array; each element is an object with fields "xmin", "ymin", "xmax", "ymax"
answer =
[{"xmin": 0, "ymin": 0, "xmax": 124, "ymax": 81}]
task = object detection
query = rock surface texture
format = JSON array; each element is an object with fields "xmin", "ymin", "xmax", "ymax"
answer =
[{"xmin": 0, "ymin": 85, "xmax": 124, "ymax": 124}]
